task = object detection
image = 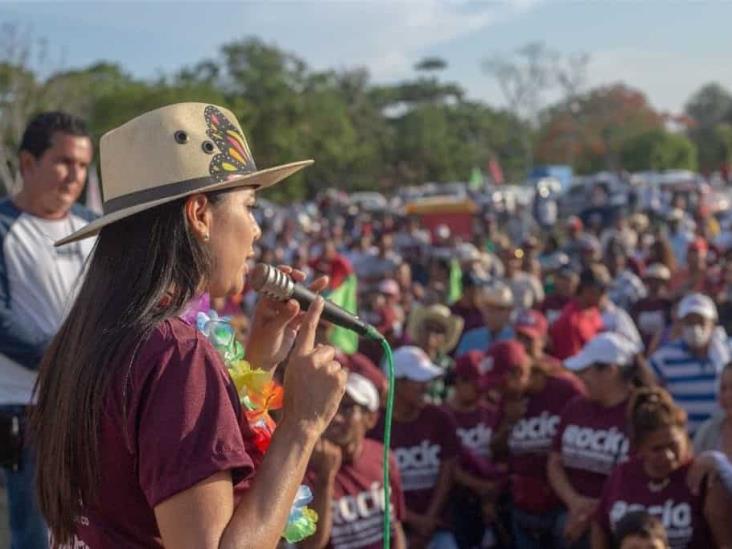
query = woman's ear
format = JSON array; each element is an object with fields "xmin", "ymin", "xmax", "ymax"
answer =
[{"xmin": 184, "ymin": 194, "xmax": 212, "ymax": 242}]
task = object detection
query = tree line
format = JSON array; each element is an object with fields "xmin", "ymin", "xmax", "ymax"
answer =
[{"xmin": 1, "ymin": 28, "xmax": 730, "ymax": 201}]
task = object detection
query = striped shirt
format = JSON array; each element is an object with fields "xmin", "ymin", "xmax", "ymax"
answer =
[{"xmin": 649, "ymin": 337, "xmax": 728, "ymax": 435}]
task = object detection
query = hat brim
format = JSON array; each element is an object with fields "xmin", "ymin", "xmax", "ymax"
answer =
[
  {"xmin": 564, "ymin": 354, "xmax": 593, "ymax": 372},
  {"xmin": 680, "ymin": 306, "xmax": 717, "ymax": 321},
  {"xmin": 406, "ymin": 307, "xmax": 464, "ymax": 354},
  {"xmin": 396, "ymin": 362, "xmax": 444, "ymax": 382},
  {"xmin": 55, "ymin": 159, "xmax": 313, "ymax": 247}
]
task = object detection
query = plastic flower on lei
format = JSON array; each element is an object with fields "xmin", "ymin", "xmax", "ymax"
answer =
[
  {"xmin": 196, "ymin": 310, "xmax": 318, "ymax": 541},
  {"xmin": 283, "ymin": 485, "xmax": 319, "ymax": 543}
]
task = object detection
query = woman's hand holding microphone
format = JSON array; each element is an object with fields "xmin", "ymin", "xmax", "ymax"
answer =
[
  {"xmin": 246, "ymin": 264, "xmax": 346, "ymax": 439},
  {"xmin": 245, "ymin": 265, "xmax": 329, "ymax": 371}
]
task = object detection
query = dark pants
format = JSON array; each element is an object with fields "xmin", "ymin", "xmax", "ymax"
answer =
[
  {"xmin": 0, "ymin": 405, "xmax": 48, "ymax": 549},
  {"xmin": 510, "ymin": 507, "xmax": 564, "ymax": 549}
]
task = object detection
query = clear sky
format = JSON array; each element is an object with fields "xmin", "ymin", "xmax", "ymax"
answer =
[{"xmin": 3, "ymin": 0, "xmax": 732, "ymax": 114}]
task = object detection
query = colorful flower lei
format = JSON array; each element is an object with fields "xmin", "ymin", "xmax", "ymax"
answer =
[{"xmin": 197, "ymin": 311, "xmax": 318, "ymax": 543}]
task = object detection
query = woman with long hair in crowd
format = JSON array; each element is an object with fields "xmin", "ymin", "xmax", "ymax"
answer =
[
  {"xmin": 488, "ymin": 340, "xmax": 585, "ymax": 548},
  {"xmin": 547, "ymin": 333, "xmax": 653, "ymax": 548},
  {"xmin": 30, "ymin": 103, "xmax": 347, "ymax": 548},
  {"xmin": 591, "ymin": 387, "xmax": 732, "ymax": 549}
]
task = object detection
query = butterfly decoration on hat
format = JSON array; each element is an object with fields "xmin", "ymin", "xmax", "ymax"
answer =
[{"xmin": 204, "ymin": 106, "xmax": 255, "ymax": 181}]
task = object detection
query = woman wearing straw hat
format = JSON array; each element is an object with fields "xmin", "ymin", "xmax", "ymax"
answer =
[{"xmin": 31, "ymin": 103, "xmax": 347, "ymax": 548}]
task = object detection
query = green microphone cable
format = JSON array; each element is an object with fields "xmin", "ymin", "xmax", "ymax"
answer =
[{"xmin": 366, "ymin": 326, "xmax": 395, "ymax": 549}]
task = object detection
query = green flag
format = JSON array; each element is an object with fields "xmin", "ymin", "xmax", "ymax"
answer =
[
  {"xmin": 448, "ymin": 259, "xmax": 463, "ymax": 305},
  {"xmin": 468, "ymin": 166, "xmax": 484, "ymax": 191},
  {"xmin": 325, "ymin": 274, "xmax": 359, "ymax": 354}
]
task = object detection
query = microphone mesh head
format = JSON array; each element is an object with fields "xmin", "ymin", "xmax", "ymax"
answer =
[{"xmin": 250, "ymin": 264, "xmax": 294, "ymax": 301}]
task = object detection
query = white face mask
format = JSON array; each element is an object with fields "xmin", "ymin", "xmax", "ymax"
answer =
[{"xmin": 683, "ymin": 325, "xmax": 711, "ymax": 348}]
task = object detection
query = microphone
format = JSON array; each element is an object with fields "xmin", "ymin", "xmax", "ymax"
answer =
[{"xmin": 250, "ymin": 263, "xmax": 376, "ymax": 338}]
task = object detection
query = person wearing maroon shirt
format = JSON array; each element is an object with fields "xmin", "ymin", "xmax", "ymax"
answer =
[
  {"xmin": 303, "ymin": 372, "xmax": 407, "ymax": 549},
  {"xmin": 513, "ymin": 308, "xmax": 579, "ymax": 383},
  {"xmin": 30, "ymin": 104, "xmax": 348, "ymax": 548},
  {"xmin": 631, "ymin": 264, "xmax": 674, "ymax": 354},
  {"xmin": 592, "ymin": 387, "xmax": 732, "ymax": 549},
  {"xmin": 369, "ymin": 346, "xmax": 461, "ymax": 549},
  {"xmin": 443, "ymin": 351, "xmax": 503, "ymax": 548},
  {"xmin": 547, "ymin": 333, "xmax": 652, "ymax": 548},
  {"xmin": 540, "ymin": 266, "xmax": 579, "ymax": 326},
  {"xmin": 487, "ymin": 340, "xmax": 584, "ymax": 548},
  {"xmin": 549, "ymin": 265, "xmax": 607, "ymax": 360}
]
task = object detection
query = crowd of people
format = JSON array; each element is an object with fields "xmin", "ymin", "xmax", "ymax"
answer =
[
  {"xmin": 3, "ymin": 105, "xmax": 732, "ymax": 549},
  {"xmin": 229, "ymin": 183, "xmax": 732, "ymax": 549}
]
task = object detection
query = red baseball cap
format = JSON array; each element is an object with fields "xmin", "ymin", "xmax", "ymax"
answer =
[
  {"xmin": 337, "ymin": 350, "xmax": 388, "ymax": 398},
  {"xmin": 454, "ymin": 351, "xmax": 487, "ymax": 383},
  {"xmin": 514, "ymin": 309, "xmax": 548, "ymax": 340},
  {"xmin": 482, "ymin": 340, "xmax": 528, "ymax": 387}
]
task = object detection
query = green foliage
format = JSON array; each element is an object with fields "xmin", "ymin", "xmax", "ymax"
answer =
[
  {"xmin": 685, "ymin": 82, "xmax": 732, "ymax": 172},
  {"xmin": 620, "ymin": 129, "xmax": 697, "ymax": 172},
  {"xmin": 8, "ymin": 35, "xmax": 727, "ymax": 199}
]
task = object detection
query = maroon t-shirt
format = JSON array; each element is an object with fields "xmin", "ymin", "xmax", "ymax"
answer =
[
  {"xmin": 596, "ymin": 458, "xmax": 712, "ymax": 549},
  {"xmin": 370, "ymin": 404, "xmax": 461, "ymax": 515},
  {"xmin": 503, "ymin": 375, "xmax": 584, "ymax": 513},
  {"xmin": 306, "ymin": 439, "xmax": 406, "ymax": 549},
  {"xmin": 553, "ymin": 396, "xmax": 630, "ymax": 499},
  {"xmin": 443, "ymin": 403, "xmax": 498, "ymax": 461},
  {"xmin": 443, "ymin": 402, "xmax": 504, "ymax": 480},
  {"xmin": 68, "ymin": 318, "xmax": 255, "ymax": 548}
]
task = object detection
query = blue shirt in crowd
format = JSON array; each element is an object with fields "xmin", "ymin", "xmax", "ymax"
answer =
[
  {"xmin": 456, "ymin": 325, "xmax": 514, "ymax": 356},
  {"xmin": 650, "ymin": 339, "xmax": 728, "ymax": 435}
]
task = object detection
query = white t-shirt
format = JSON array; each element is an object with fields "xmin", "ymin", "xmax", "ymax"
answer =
[{"xmin": 0, "ymin": 201, "xmax": 95, "ymax": 404}]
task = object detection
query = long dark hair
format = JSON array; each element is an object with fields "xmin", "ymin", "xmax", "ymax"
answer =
[{"xmin": 31, "ymin": 194, "xmax": 223, "ymax": 544}]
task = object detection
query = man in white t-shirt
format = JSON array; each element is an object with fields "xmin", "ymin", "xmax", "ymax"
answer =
[{"xmin": 0, "ymin": 112, "xmax": 95, "ymax": 549}]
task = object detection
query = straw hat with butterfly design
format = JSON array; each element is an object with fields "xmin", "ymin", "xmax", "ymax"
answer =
[{"xmin": 56, "ymin": 102, "xmax": 312, "ymax": 246}]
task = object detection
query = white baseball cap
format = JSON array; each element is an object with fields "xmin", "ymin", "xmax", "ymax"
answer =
[
  {"xmin": 644, "ymin": 263, "xmax": 671, "ymax": 282},
  {"xmin": 564, "ymin": 332, "xmax": 637, "ymax": 372},
  {"xmin": 391, "ymin": 346, "xmax": 443, "ymax": 382},
  {"xmin": 345, "ymin": 372, "xmax": 380, "ymax": 412},
  {"xmin": 678, "ymin": 293, "xmax": 717, "ymax": 321}
]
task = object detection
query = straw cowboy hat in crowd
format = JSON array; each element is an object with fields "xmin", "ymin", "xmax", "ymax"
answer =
[
  {"xmin": 57, "ymin": 102, "xmax": 312, "ymax": 246},
  {"xmin": 407, "ymin": 304, "xmax": 464, "ymax": 355}
]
